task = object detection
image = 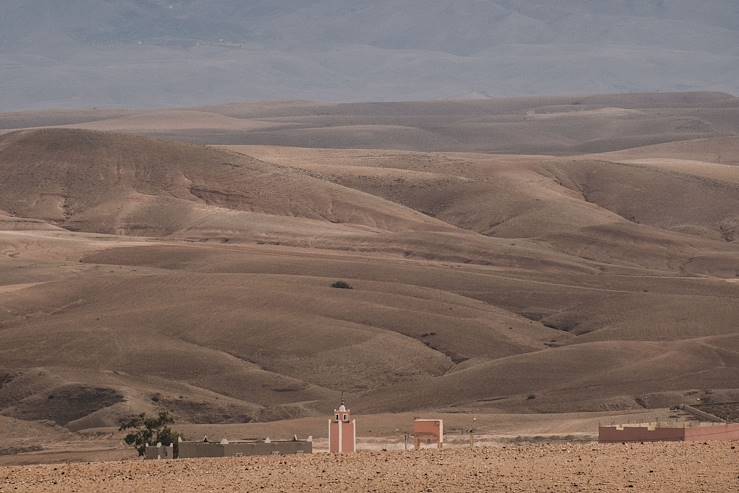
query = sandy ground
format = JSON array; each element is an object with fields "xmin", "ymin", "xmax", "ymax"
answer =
[
  {"xmin": 0, "ymin": 408, "xmax": 680, "ymax": 467},
  {"xmin": 1, "ymin": 119, "xmax": 738, "ymax": 488},
  {"xmin": 1, "ymin": 442, "xmax": 737, "ymax": 492}
]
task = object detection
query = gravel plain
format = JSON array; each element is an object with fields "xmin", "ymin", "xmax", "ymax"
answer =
[{"xmin": 1, "ymin": 441, "xmax": 737, "ymax": 492}]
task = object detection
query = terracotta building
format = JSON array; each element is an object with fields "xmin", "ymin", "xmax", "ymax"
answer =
[
  {"xmin": 413, "ymin": 419, "xmax": 444, "ymax": 449},
  {"xmin": 599, "ymin": 422, "xmax": 739, "ymax": 443},
  {"xmin": 328, "ymin": 400, "xmax": 356, "ymax": 454}
]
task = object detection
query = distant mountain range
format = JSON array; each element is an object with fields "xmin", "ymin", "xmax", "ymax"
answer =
[{"xmin": 2, "ymin": 0, "xmax": 738, "ymax": 110}]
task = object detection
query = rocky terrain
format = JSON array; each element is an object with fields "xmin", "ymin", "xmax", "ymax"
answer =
[
  {"xmin": 1, "ymin": 442, "xmax": 737, "ymax": 492},
  {"xmin": 0, "ymin": 93, "xmax": 737, "ymax": 465}
]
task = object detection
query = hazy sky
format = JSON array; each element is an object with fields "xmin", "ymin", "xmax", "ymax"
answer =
[{"xmin": 1, "ymin": 0, "xmax": 738, "ymax": 111}]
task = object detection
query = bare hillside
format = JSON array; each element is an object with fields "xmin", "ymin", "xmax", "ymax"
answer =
[
  {"xmin": 0, "ymin": 105, "xmax": 738, "ymax": 462},
  {"xmin": 0, "ymin": 129, "xmax": 449, "ymax": 238},
  {"xmin": 70, "ymin": 92, "xmax": 739, "ymax": 154}
]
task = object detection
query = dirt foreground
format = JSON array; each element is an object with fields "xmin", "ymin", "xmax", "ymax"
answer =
[{"xmin": 1, "ymin": 442, "xmax": 737, "ymax": 492}]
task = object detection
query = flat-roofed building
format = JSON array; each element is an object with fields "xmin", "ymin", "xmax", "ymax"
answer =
[
  {"xmin": 598, "ymin": 422, "xmax": 739, "ymax": 443},
  {"xmin": 413, "ymin": 419, "xmax": 443, "ymax": 449}
]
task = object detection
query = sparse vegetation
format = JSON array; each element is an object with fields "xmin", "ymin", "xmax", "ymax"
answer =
[
  {"xmin": 119, "ymin": 411, "xmax": 183, "ymax": 456},
  {"xmin": 2, "ymin": 97, "xmax": 739, "ymax": 449},
  {"xmin": 331, "ymin": 281, "xmax": 353, "ymax": 289}
]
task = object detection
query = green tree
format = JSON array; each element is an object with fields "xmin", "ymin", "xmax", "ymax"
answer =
[{"xmin": 119, "ymin": 411, "xmax": 183, "ymax": 456}]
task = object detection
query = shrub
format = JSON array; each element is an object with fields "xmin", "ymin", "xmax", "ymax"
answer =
[{"xmin": 331, "ymin": 281, "xmax": 353, "ymax": 289}]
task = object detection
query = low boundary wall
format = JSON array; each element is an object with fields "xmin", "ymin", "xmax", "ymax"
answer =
[
  {"xmin": 684, "ymin": 424, "xmax": 739, "ymax": 441},
  {"xmin": 599, "ymin": 423, "xmax": 739, "ymax": 443},
  {"xmin": 146, "ymin": 439, "xmax": 312, "ymax": 460},
  {"xmin": 179, "ymin": 440, "xmax": 312, "ymax": 458},
  {"xmin": 144, "ymin": 443, "xmax": 175, "ymax": 460}
]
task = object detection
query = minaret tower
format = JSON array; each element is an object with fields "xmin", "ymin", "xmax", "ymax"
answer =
[{"xmin": 328, "ymin": 397, "xmax": 356, "ymax": 454}]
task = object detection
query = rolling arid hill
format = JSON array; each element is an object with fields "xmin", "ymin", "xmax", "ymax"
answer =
[{"xmin": 0, "ymin": 93, "xmax": 738, "ymax": 464}]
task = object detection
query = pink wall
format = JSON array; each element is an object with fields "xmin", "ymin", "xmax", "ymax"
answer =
[
  {"xmin": 342, "ymin": 421, "xmax": 355, "ymax": 453},
  {"xmin": 329, "ymin": 421, "xmax": 340, "ymax": 452},
  {"xmin": 684, "ymin": 424, "xmax": 739, "ymax": 441},
  {"xmin": 329, "ymin": 420, "xmax": 356, "ymax": 453},
  {"xmin": 414, "ymin": 420, "xmax": 442, "ymax": 437},
  {"xmin": 599, "ymin": 426, "xmax": 684, "ymax": 443},
  {"xmin": 599, "ymin": 424, "xmax": 739, "ymax": 443}
]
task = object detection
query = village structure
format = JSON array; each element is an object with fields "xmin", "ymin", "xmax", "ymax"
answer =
[
  {"xmin": 145, "ymin": 436, "xmax": 313, "ymax": 460},
  {"xmin": 328, "ymin": 400, "xmax": 357, "ymax": 454},
  {"xmin": 143, "ymin": 398, "xmax": 739, "ymax": 460},
  {"xmin": 413, "ymin": 419, "xmax": 444, "ymax": 449},
  {"xmin": 144, "ymin": 399, "xmax": 447, "ymax": 460},
  {"xmin": 598, "ymin": 404, "xmax": 739, "ymax": 443},
  {"xmin": 599, "ymin": 422, "xmax": 739, "ymax": 443}
]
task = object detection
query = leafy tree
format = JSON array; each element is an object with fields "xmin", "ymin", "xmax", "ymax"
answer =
[{"xmin": 119, "ymin": 411, "xmax": 183, "ymax": 456}]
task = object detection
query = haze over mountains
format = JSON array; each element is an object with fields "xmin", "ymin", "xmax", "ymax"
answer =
[{"xmin": 2, "ymin": 0, "xmax": 739, "ymax": 110}]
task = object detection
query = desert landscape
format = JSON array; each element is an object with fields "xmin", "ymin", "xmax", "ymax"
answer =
[
  {"xmin": 2, "ymin": 2, "xmax": 739, "ymax": 490},
  {"xmin": 0, "ymin": 92, "xmax": 738, "ymax": 490}
]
